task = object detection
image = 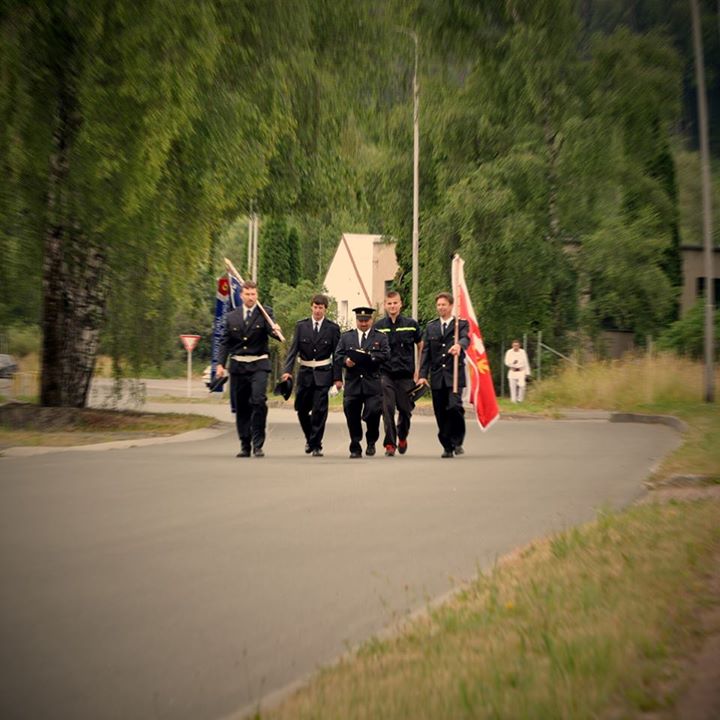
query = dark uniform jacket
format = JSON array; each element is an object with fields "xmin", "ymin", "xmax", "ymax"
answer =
[
  {"xmin": 373, "ymin": 314, "xmax": 422, "ymax": 379},
  {"xmin": 282, "ymin": 317, "xmax": 341, "ymax": 387},
  {"xmin": 419, "ymin": 317, "xmax": 470, "ymax": 389},
  {"xmin": 218, "ymin": 305, "xmax": 280, "ymax": 374},
  {"xmin": 333, "ymin": 327, "xmax": 390, "ymax": 397}
]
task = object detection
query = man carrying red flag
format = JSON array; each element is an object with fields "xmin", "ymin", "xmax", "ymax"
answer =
[
  {"xmin": 417, "ymin": 292, "xmax": 470, "ymax": 457},
  {"xmin": 451, "ymin": 254, "xmax": 500, "ymax": 431}
]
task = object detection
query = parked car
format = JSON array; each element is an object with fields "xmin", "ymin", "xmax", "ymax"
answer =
[{"xmin": 0, "ymin": 354, "xmax": 18, "ymax": 378}]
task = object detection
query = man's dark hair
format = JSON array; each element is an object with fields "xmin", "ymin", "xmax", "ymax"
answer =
[
  {"xmin": 311, "ymin": 294, "xmax": 329, "ymax": 307},
  {"xmin": 435, "ymin": 291, "xmax": 454, "ymax": 304},
  {"xmin": 385, "ymin": 290, "xmax": 401, "ymax": 300},
  {"xmin": 242, "ymin": 280, "xmax": 258, "ymax": 290}
]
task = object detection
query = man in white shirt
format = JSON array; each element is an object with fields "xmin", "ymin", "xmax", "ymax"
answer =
[{"xmin": 504, "ymin": 339, "xmax": 530, "ymax": 403}]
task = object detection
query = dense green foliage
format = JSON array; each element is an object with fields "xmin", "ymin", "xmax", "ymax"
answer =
[
  {"xmin": 0, "ymin": 0, "xmax": 717, "ymax": 398},
  {"xmin": 657, "ymin": 299, "xmax": 720, "ymax": 358}
]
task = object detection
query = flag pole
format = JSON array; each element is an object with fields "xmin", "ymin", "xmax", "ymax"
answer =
[
  {"xmin": 452, "ymin": 320, "xmax": 460, "ymax": 393},
  {"xmin": 452, "ymin": 254, "xmax": 460, "ymax": 393},
  {"xmin": 223, "ymin": 257, "xmax": 285, "ymax": 342}
]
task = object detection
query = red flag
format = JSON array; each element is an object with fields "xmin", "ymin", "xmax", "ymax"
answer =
[{"xmin": 452, "ymin": 255, "xmax": 500, "ymax": 431}]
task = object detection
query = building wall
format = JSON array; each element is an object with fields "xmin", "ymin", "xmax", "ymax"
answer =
[
  {"xmin": 681, "ymin": 246, "xmax": 720, "ymax": 314},
  {"xmin": 372, "ymin": 240, "xmax": 399, "ymax": 311},
  {"xmin": 323, "ymin": 234, "xmax": 380, "ymax": 328}
]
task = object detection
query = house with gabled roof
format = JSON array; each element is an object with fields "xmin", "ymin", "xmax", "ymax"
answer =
[{"xmin": 322, "ymin": 233, "xmax": 399, "ymax": 328}]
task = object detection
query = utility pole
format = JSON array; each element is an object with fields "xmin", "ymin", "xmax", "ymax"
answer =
[
  {"xmin": 252, "ymin": 211, "xmax": 259, "ymax": 282},
  {"xmin": 690, "ymin": 0, "xmax": 715, "ymax": 402},
  {"xmin": 247, "ymin": 202, "xmax": 253, "ymax": 278},
  {"xmin": 247, "ymin": 203, "xmax": 259, "ymax": 283}
]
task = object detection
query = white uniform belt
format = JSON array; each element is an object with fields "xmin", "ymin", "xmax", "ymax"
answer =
[
  {"xmin": 232, "ymin": 354, "xmax": 269, "ymax": 362},
  {"xmin": 299, "ymin": 358, "xmax": 332, "ymax": 368}
]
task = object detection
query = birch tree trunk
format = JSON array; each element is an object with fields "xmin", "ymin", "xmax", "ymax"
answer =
[{"xmin": 41, "ymin": 70, "xmax": 106, "ymax": 408}]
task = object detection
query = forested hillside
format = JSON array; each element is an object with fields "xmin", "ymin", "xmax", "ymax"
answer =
[{"xmin": 0, "ymin": 0, "xmax": 717, "ymax": 405}]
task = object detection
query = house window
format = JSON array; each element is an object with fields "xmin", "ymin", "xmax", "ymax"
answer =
[
  {"xmin": 384, "ymin": 280, "xmax": 394, "ymax": 295},
  {"xmin": 695, "ymin": 277, "xmax": 720, "ymax": 308}
]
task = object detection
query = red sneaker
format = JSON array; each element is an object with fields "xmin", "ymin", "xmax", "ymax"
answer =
[
  {"xmin": 384, "ymin": 444, "xmax": 396, "ymax": 456},
  {"xmin": 398, "ymin": 439, "xmax": 408, "ymax": 455}
]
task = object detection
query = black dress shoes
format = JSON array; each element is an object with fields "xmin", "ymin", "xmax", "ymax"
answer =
[
  {"xmin": 441, "ymin": 450, "xmax": 454, "ymax": 458},
  {"xmin": 349, "ymin": 451, "xmax": 362, "ymax": 459},
  {"xmin": 454, "ymin": 446, "xmax": 465, "ymax": 455},
  {"xmin": 253, "ymin": 448, "xmax": 265, "ymax": 458},
  {"xmin": 365, "ymin": 444, "xmax": 376, "ymax": 456},
  {"xmin": 305, "ymin": 443, "xmax": 312, "ymax": 454},
  {"xmin": 237, "ymin": 449, "xmax": 251, "ymax": 458},
  {"xmin": 311, "ymin": 449, "xmax": 323, "ymax": 457}
]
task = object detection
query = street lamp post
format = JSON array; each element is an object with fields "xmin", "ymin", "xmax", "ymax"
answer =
[
  {"xmin": 410, "ymin": 30, "xmax": 419, "ymax": 321},
  {"xmin": 395, "ymin": 27, "xmax": 420, "ymax": 319}
]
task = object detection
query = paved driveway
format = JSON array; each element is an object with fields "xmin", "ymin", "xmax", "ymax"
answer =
[{"xmin": 0, "ymin": 409, "xmax": 680, "ymax": 720}]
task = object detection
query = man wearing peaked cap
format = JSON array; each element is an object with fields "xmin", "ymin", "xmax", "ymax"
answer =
[
  {"xmin": 333, "ymin": 305, "xmax": 390, "ymax": 458},
  {"xmin": 280, "ymin": 294, "xmax": 341, "ymax": 457}
]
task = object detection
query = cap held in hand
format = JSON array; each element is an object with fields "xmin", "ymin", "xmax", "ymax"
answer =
[
  {"xmin": 408, "ymin": 382, "xmax": 428, "ymax": 401},
  {"xmin": 273, "ymin": 376, "xmax": 293, "ymax": 401},
  {"xmin": 208, "ymin": 375, "xmax": 228, "ymax": 392}
]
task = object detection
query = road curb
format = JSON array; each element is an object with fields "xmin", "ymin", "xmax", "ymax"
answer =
[{"xmin": 609, "ymin": 412, "xmax": 688, "ymax": 433}]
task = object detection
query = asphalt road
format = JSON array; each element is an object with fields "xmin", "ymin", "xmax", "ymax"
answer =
[{"xmin": 0, "ymin": 406, "xmax": 680, "ymax": 720}]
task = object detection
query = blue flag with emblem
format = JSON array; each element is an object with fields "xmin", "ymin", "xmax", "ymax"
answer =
[{"xmin": 210, "ymin": 273, "xmax": 242, "ymax": 393}]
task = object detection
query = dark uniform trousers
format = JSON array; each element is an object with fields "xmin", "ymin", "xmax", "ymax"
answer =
[
  {"xmin": 431, "ymin": 386, "xmax": 465, "ymax": 452},
  {"xmin": 374, "ymin": 313, "xmax": 422, "ymax": 449},
  {"xmin": 231, "ymin": 367, "xmax": 268, "ymax": 452},
  {"xmin": 381, "ymin": 376, "xmax": 415, "ymax": 447},
  {"xmin": 282, "ymin": 318, "xmax": 341, "ymax": 451},
  {"xmin": 420, "ymin": 318, "xmax": 470, "ymax": 453},
  {"xmin": 219, "ymin": 305, "xmax": 279, "ymax": 452},
  {"xmin": 333, "ymin": 328, "xmax": 390, "ymax": 454}
]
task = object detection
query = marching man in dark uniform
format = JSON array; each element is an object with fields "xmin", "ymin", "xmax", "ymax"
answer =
[
  {"xmin": 417, "ymin": 291, "xmax": 469, "ymax": 458},
  {"xmin": 216, "ymin": 280, "xmax": 282, "ymax": 458},
  {"xmin": 280, "ymin": 294, "xmax": 341, "ymax": 457},
  {"xmin": 374, "ymin": 290, "xmax": 423, "ymax": 456},
  {"xmin": 333, "ymin": 306, "xmax": 390, "ymax": 458}
]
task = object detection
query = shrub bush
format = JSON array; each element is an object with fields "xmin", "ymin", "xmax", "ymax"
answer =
[{"xmin": 656, "ymin": 300, "xmax": 719, "ymax": 359}]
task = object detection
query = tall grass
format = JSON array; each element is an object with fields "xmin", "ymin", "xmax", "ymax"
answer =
[
  {"xmin": 263, "ymin": 501, "xmax": 720, "ymax": 720},
  {"xmin": 529, "ymin": 352, "xmax": 720, "ymax": 409},
  {"xmin": 4, "ymin": 324, "xmax": 41, "ymax": 356}
]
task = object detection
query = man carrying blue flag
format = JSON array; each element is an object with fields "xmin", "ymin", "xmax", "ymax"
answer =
[{"xmin": 216, "ymin": 281, "xmax": 282, "ymax": 458}]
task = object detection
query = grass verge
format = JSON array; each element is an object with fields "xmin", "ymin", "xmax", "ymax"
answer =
[
  {"xmin": 0, "ymin": 403, "xmax": 218, "ymax": 448},
  {"xmin": 261, "ymin": 500, "xmax": 720, "ymax": 720}
]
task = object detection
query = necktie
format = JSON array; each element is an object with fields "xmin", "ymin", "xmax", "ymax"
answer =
[
  {"xmin": 314, "ymin": 322, "xmax": 319, "ymax": 335},
  {"xmin": 361, "ymin": 331, "xmax": 367, "ymax": 345},
  {"xmin": 245, "ymin": 309, "xmax": 251, "ymax": 323},
  {"xmin": 442, "ymin": 322, "xmax": 447, "ymax": 334}
]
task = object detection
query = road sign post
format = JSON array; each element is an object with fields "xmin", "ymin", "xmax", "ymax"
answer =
[{"xmin": 179, "ymin": 335, "xmax": 201, "ymax": 398}]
